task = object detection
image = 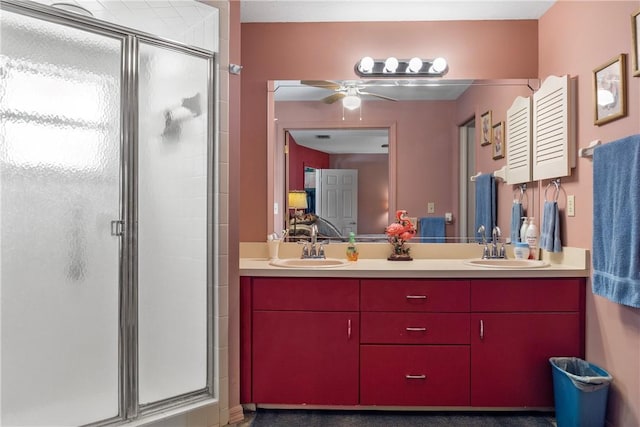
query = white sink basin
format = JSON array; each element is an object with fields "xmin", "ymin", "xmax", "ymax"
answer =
[
  {"xmin": 269, "ymin": 258, "xmax": 350, "ymax": 268},
  {"xmin": 464, "ymin": 258, "xmax": 550, "ymax": 269}
]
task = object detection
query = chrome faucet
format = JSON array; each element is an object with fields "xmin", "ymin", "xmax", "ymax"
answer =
[
  {"xmin": 478, "ymin": 225, "xmax": 490, "ymax": 259},
  {"xmin": 490, "ymin": 226, "xmax": 506, "ymax": 259},
  {"xmin": 300, "ymin": 224, "xmax": 326, "ymax": 259}
]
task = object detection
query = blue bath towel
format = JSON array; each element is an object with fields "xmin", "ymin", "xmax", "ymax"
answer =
[
  {"xmin": 540, "ymin": 201, "xmax": 562, "ymax": 252},
  {"xmin": 474, "ymin": 174, "xmax": 496, "ymax": 241},
  {"xmin": 419, "ymin": 217, "xmax": 446, "ymax": 243},
  {"xmin": 592, "ymin": 134, "xmax": 640, "ymax": 308},
  {"xmin": 510, "ymin": 201, "xmax": 523, "ymax": 243}
]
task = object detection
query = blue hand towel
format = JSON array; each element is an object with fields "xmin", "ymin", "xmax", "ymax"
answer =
[
  {"xmin": 474, "ymin": 174, "xmax": 496, "ymax": 241},
  {"xmin": 419, "ymin": 217, "xmax": 446, "ymax": 243},
  {"xmin": 540, "ymin": 201, "xmax": 562, "ymax": 252},
  {"xmin": 510, "ymin": 201, "xmax": 523, "ymax": 243},
  {"xmin": 592, "ymin": 134, "xmax": 640, "ymax": 308}
]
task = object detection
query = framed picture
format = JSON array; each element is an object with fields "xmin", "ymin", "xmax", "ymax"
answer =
[
  {"xmin": 492, "ymin": 121, "xmax": 505, "ymax": 160},
  {"xmin": 593, "ymin": 54, "xmax": 627, "ymax": 126},
  {"xmin": 480, "ymin": 110, "xmax": 492, "ymax": 146},
  {"xmin": 633, "ymin": 8, "xmax": 640, "ymax": 77}
]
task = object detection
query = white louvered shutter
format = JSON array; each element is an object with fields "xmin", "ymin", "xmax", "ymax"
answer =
[
  {"xmin": 532, "ymin": 75, "xmax": 575, "ymax": 180},
  {"xmin": 506, "ymin": 96, "xmax": 532, "ymax": 184}
]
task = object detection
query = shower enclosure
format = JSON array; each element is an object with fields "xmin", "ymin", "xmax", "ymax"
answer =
[{"xmin": 0, "ymin": 1, "xmax": 216, "ymax": 425}]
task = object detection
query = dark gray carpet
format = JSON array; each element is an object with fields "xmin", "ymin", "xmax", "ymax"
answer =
[{"xmin": 250, "ymin": 409, "xmax": 556, "ymax": 426}]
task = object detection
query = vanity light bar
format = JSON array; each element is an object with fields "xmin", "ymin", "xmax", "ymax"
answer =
[{"xmin": 354, "ymin": 56, "xmax": 449, "ymax": 78}]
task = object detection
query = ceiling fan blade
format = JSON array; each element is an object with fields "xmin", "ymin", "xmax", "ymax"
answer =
[
  {"xmin": 321, "ymin": 92, "xmax": 346, "ymax": 104},
  {"xmin": 359, "ymin": 91, "xmax": 398, "ymax": 102},
  {"xmin": 301, "ymin": 80, "xmax": 342, "ymax": 90}
]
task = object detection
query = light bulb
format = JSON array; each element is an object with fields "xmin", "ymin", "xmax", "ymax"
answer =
[
  {"xmin": 407, "ymin": 57, "xmax": 423, "ymax": 73},
  {"xmin": 342, "ymin": 95, "xmax": 361, "ymax": 110},
  {"xmin": 384, "ymin": 57, "xmax": 399, "ymax": 73},
  {"xmin": 430, "ymin": 57, "xmax": 447, "ymax": 73},
  {"xmin": 358, "ymin": 56, "xmax": 374, "ymax": 73}
]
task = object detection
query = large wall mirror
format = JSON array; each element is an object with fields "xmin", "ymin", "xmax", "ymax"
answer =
[{"xmin": 268, "ymin": 79, "xmax": 537, "ymax": 242}]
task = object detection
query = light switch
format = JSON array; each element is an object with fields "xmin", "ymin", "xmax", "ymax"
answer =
[
  {"xmin": 427, "ymin": 202, "xmax": 435, "ymax": 213},
  {"xmin": 274, "ymin": 202, "xmax": 279, "ymax": 215}
]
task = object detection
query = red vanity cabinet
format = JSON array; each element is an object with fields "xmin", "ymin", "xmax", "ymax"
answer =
[
  {"xmin": 241, "ymin": 274, "xmax": 586, "ymax": 409},
  {"xmin": 359, "ymin": 279, "xmax": 471, "ymax": 406},
  {"xmin": 470, "ymin": 278, "xmax": 585, "ymax": 408},
  {"xmin": 248, "ymin": 277, "xmax": 359, "ymax": 405}
]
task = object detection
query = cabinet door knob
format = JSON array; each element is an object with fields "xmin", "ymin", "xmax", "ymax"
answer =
[
  {"xmin": 405, "ymin": 374, "xmax": 426, "ymax": 380},
  {"xmin": 405, "ymin": 327, "xmax": 427, "ymax": 332}
]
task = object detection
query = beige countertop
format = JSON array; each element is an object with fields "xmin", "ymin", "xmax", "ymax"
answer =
[{"xmin": 240, "ymin": 242, "xmax": 590, "ymax": 279}]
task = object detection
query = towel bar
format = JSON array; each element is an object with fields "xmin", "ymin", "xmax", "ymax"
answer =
[
  {"xmin": 470, "ymin": 171, "xmax": 505, "ymax": 182},
  {"xmin": 579, "ymin": 139, "xmax": 601, "ymax": 158}
]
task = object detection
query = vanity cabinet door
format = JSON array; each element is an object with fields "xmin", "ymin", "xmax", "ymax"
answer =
[
  {"xmin": 252, "ymin": 310, "xmax": 359, "ymax": 405},
  {"xmin": 470, "ymin": 312, "xmax": 582, "ymax": 407}
]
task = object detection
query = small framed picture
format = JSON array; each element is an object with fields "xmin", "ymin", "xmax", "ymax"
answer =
[
  {"xmin": 492, "ymin": 121, "xmax": 505, "ymax": 160},
  {"xmin": 632, "ymin": 8, "xmax": 640, "ymax": 77},
  {"xmin": 480, "ymin": 110, "xmax": 492, "ymax": 146},
  {"xmin": 593, "ymin": 54, "xmax": 627, "ymax": 126}
]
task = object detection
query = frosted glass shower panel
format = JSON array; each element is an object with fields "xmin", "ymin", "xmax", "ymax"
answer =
[
  {"xmin": 0, "ymin": 9, "xmax": 122, "ymax": 426},
  {"xmin": 137, "ymin": 42, "xmax": 209, "ymax": 404}
]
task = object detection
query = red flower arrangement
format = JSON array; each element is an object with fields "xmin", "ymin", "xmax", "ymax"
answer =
[{"xmin": 385, "ymin": 210, "xmax": 416, "ymax": 260}]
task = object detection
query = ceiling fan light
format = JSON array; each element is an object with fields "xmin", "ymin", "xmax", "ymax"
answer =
[
  {"xmin": 384, "ymin": 57, "xmax": 399, "ymax": 73},
  {"xmin": 358, "ymin": 56, "xmax": 374, "ymax": 73},
  {"xmin": 407, "ymin": 57, "xmax": 423, "ymax": 73},
  {"xmin": 429, "ymin": 57, "xmax": 448, "ymax": 74},
  {"xmin": 342, "ymin": 95, "xmax": 361, "ymax": 110}
]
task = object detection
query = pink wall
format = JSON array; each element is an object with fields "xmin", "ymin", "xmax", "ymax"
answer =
[
  {"xmin": 330, "ymin": 153, "xmax": 388, "ymax": 234},
  {"xmin": 240, "ymin": 20, "xmax": 539, "ymax": 241},
  {"xmin": 538, "ymin": 2, "xmax": 640, "ymax": 426}
]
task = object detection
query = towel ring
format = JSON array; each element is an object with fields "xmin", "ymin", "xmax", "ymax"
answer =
[
  {"xmin": 514, "ymin": 184, "xmax": 527, "ymax": 202},
  {"xmin": 545, "ymin": 179, "xmax": 560, "ymax": 202}
]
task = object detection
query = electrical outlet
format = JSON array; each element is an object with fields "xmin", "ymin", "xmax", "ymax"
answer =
[
  {"xmin": 427, "ymin": 202, "xmax": 435, "ymax": 213},
  {"xmin": 567, "ymin": 195, "xmax": 575, "ymax": 217}
]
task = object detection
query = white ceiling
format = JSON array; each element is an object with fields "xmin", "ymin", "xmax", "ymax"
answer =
[
  {"xmin": 240, "ymin": 0, "xmax": 556, "ymax": 23},
  {"xmin": 289, "ymin": 128, "xmax": 390, "ymax": 154}
]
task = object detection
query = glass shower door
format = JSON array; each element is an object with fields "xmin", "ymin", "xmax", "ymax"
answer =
[
  {"xmin": 137, "ymin": 40, "xmax": 211, "ymax": 406},
  {"xmin": 0, "ymin": 9, "xmax": 123, "ymax": 426}
]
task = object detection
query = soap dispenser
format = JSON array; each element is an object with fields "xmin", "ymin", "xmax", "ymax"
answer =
[
  {"xmin": 346, "ymin": 232, "xmax": 359, "ymax": 261},
  {"xmin": 525, "ymin": 217, "xmax": 538, "ymax": 260},
  {"xmin": 519, "ymin": 217, "xmax": 529, "ymax": 243}
]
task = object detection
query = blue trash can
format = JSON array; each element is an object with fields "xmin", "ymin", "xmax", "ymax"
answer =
[{"xmin": 550, "ymin": 357, "xmax": 612, "ymax": 427}]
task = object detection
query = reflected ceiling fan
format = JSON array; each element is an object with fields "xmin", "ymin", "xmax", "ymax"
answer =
[{"xmin": 301, "ymin": 80, "xmax": 397, "ymax": 110}]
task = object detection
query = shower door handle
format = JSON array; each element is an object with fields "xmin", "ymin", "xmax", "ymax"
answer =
[{"xmin": 111, "ymin": 220, "xmax": 125, "ymax": 236}]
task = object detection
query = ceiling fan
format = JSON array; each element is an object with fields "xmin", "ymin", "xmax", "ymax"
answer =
[{"xmin": 301, "ymin": 80, "xmax": 398, "ymax": 109}]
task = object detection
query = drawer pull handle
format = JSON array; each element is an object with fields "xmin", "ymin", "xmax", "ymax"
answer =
[
  {"xmin": 480, "ymin": 319, "xmax": 484, "ymax": 340},
  {"xmin": 406, "ymin": 295, "xmax": 427, "ymax": 300},
  {"xmin": 348, "ymin": 319, "xmax": 352, "ymax": 339},
  {"xmin": 405, "ymin": 327, "xmax": 427, "ymax": 332},
  {"xmin": 405, "ymin": 374, "xmax": 426, "ymax": 380}
]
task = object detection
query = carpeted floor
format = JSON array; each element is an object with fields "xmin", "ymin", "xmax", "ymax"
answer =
[{"xmin": 244, "ymin": 409, "xmax": 556, "ymax": 426}]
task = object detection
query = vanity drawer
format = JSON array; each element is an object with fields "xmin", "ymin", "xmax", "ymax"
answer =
[
  {"xmin": 361, "ymin": 279, "xmax": 470, "ymax": 312},
  {"xmin": 471, "ymin": 278, "xmax": 583, "ymax": 312},
  {"xmin": 360, "ymin": 345, "xmax": 470, "ymax": 406},
  {"xmin": 253, "ymin": 277, "xmax": 359, "ymax": 311},
  {"xmin": 361, "ymin": 312, "xmax": 470, "ymax": 344}
]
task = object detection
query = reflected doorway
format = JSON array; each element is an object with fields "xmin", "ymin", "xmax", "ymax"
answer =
[{"xmin": 459, "ymin": 118, "xmax": 476, "ymax": 238}]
